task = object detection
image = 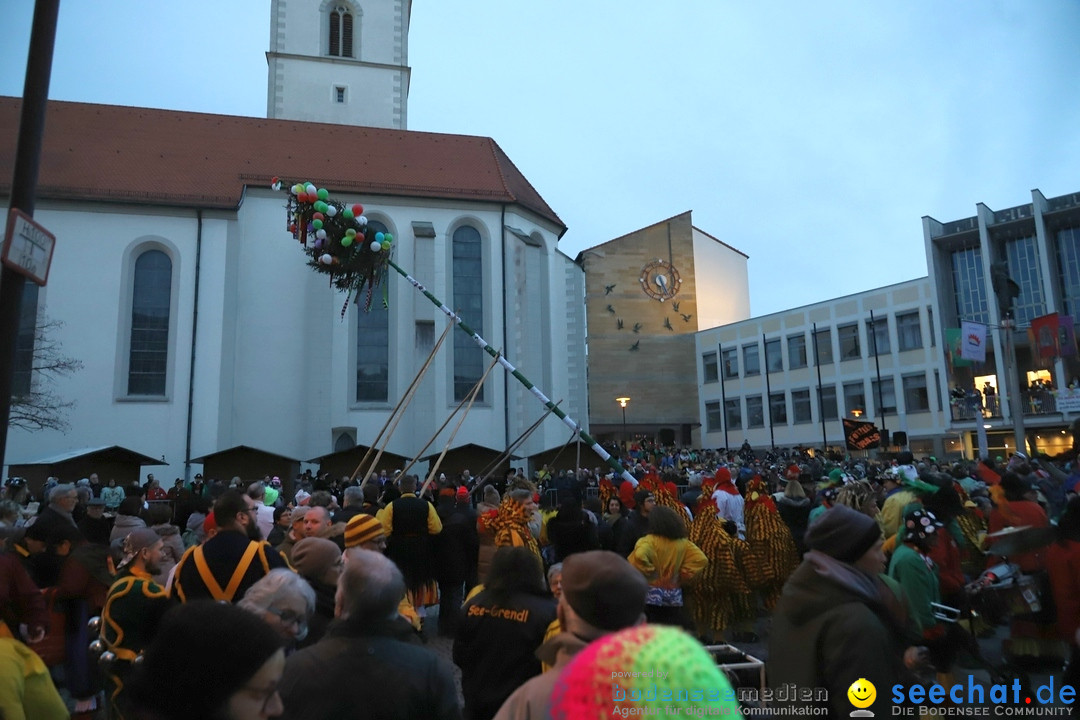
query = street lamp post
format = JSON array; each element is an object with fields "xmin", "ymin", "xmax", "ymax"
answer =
[{"xmin": 616, "ymin": 396, "xmax": 630, "ymax": 449}]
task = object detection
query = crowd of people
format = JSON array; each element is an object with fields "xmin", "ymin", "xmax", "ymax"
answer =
[{"xmin": 2, "ymin": 440, "xmax": 1080, "ymax": 718}]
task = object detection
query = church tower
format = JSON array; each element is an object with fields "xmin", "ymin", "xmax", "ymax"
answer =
[{"xmin": 267, "ymin": 0, "xmax": 411, "ymax": 129}]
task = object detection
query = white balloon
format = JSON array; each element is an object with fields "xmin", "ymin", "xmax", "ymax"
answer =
[
  {"xmin": 370, "ymin": 241, "xmax": 382, "ymax": 252},
  {"xmin": 358, "ymin": 215, "xmax": 368, "ymax": 227},
  {"xmin": 326, "ymin": 205, "xmax": 338, "ymax": 217},
  {"xmin": 315, "ymin": 229, "xmax": 327, "ymax": 239},
  {"xmin": 320, "ymin": 254, "xmax": 333, "ymax": 264}
]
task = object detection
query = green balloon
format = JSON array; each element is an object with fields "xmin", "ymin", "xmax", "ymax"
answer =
[
  {"xmin": 313, "ymin": 219, "xmax": 323, "ymax": 230},
  {"xmin": 341, "ymin": 236, "xmax": 353, "ymax": 247},
  {"xmin": 384, "ymin": 233, "xmax": 393, "ymax": 243},
  {"xmin": 317, "ymin": 188, "xmax": 329, "ymax": 201},
  {"xmin": 345, "ymin": 228, "xmax": 357, "ymax": 237},
  {"xmin": 381, "ymin": 240, "xmax": 391, "ymax": 251},
  {"xmin": 314, "ymin": 201, "xmax": 328, "ymax": 213},
  {"xmin": 343, "ymin": 209, "xmax": 354, "ymax": 220}
]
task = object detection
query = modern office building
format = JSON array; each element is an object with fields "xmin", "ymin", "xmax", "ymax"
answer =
[
  {"xmin": 924, "ymin": 188, "xmax": 1080, "ymax": 458},
  {"xmin": 695, "ymin": 278, "xmax": 953, "ymax": 457}
]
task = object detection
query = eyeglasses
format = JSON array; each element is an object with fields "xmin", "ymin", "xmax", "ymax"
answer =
[{"xmin": 266, "ymin": 606, "xmax": 306, "ymax": 629}]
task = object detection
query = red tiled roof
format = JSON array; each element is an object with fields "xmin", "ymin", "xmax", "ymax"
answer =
[{"xmin": 0, "ymin": 97, "xmax": 564, "ymax": 230}]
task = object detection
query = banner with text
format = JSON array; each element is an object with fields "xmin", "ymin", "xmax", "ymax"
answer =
[{"xmin": 843, "ymin": 418, "xmax": 881, "ymax": 451}]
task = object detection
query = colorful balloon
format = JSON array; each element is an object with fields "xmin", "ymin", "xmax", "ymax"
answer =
[
  {"xmin": 381, "ymin": 240, "xmax": 391, "ymax": 251},
  {"xmin": 342, "ymin": 208, "xmax": 354, "ymax": 220},
  {"xmin": 326, "ymin": 205, "xmax": 338, "ymax": 217},
  {"xmin": 357, "ymin": 215, "xmax": 367, "ymax": 226},
  {"xmin": 345, "ymin": 228, "xmax": 357, "ymax": 237},
  {"xmin": 317, "ymin": 188, "xmax": 329, "ymax": 201},
  {"xmin": 312, "ymin": 212, "xmax": 324, "ymax": 221},
  {"xmin": 375, "ymin": 232, "xmax": 385, "ymax": 243},
  {"xmin": 320, "ymin": 253, "xmax": 333, "ymax": 264},
  {"xmin": 383, "ymin": 233, "xmax": 393, "ymax": 243},
  {"xmin": 316, "ymin": 229, "xmax": 327, "ymax": 239},
  {"xmin": 371, "ymin": 241, "xmax": 382, "ymax": 252},
  {"xmin": 314, "ymin": 201, "xmax": 329, "ymax": 213},
  {"xmin": 352, "ymin": 204, "xmax": 364, "ymax": 216},
  {"xmin": 313, "ymin": 219, "xmax": 323, "ymax": 230},
  {"xmin": 341, "ymin": 237, "xmax": 353, "ymax": 247}
]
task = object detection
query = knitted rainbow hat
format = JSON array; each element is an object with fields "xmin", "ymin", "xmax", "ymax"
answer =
[{"xmin": 549, "ymin": 625, "xmax": 740, "ymax": 718}]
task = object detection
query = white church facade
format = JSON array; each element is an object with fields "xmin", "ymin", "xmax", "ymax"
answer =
[{"xmin": 1, "ymin": 0, "xmax": 588, "ymax": 483}]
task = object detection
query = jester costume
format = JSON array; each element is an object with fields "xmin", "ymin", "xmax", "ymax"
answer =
[
  {"xmin": 491, "ymin": 496, "xmax": 542, "ymax": 564},
  {"xmin": 743, "ymin": 476, "xmax": 800, "ymax": 611},
  {"xmin": 688, "ymin": 478, "xmax": 754, "ymax": 639}
]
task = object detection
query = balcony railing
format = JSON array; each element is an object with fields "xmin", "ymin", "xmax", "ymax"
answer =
[{"xmin": 949, "ymin": 389, "xmax": 1057, "ymax": 423}]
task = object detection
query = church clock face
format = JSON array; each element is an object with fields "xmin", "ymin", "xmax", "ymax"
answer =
[{"xmin": 639, "ymin": 259, "xmax": 681, "ymax": 302}]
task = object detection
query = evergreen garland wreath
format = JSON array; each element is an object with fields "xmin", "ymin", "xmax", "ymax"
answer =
[{"xmin": 275, "ymin": 177, "xmax": 393, "ymax": 310}]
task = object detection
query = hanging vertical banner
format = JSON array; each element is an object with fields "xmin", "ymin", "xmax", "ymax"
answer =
[
  {"xmin": 945, "ymin": 328, "xmax": 972, "ymax": 368},
  {"xmin": 959, "ymin": 320, "xmax": 987, "ymax": 363},
  {"xmin": 842, "ymin": 418, "xmax": 881, "ymax": 451},
  {"xmin": 1059, "ymin": 316, "xmax": 1077, "ymax": 357},
  {"xmin": 1030, "ymin": 312, "xmax": 1060, "ymax": 359}
]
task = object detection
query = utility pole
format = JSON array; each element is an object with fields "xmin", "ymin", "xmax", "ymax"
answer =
[{"xmin": 0, "ymin": 0, "xmax": 61, "ymax": 472}]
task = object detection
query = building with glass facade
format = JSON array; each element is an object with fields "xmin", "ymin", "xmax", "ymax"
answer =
[{"xmin": 924, "ymin": 189, "xmax": 1080, "ymax": 459}]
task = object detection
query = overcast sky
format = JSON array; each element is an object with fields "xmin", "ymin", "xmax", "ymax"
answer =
[{"xmin": 3, "ymin": 1, "xmax": 1079, "ymax": 317}]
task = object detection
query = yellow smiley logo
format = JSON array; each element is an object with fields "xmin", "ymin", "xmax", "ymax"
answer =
[{"xmin": 847, "ymin": 678, "xmax": 876, "ymax": 709}]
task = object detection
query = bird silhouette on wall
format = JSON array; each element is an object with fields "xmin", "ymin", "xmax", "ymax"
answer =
[
  {"xmin": 672, "ymin": 301, "xmax": 680, "ymax": 312},
  {"xmin": 606, "ymin": 304, "xmax": 616, "ymax": 315},
  {"xmin": 616, "ymin": 318, "xmax": 624, "ymax": 330},
  {"xmin": 680, "ymin": 313, "xmax": 692, "ymax": 323},
  {"xmin": 604, "ymin": 283, "xmax": 616, "ymax": 295},
  {"xmin": 632, "ymin": 323, "xmax": 642, "ymax": 334},
  {"xmin": 663, "ymin": 317, "xmax": 674, "ymax": 331},
  {"xmin": 629, "ymin": 341, "xmax": 640, "ymax": 351}
]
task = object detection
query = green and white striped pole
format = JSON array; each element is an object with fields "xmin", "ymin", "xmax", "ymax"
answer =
[{"xmin": 387, "ymin": 259, "xmax": 638, "ymax": 488}]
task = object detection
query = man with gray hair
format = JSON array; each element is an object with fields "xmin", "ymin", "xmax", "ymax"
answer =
[
  {"xmin": 333, "ymin": 484, "xmax": 366, "ymax": 525},
  {"xmin": 29, "ymin": 482, "xmax": 82, "ymax": 543},
  {"xmin": 279, "ymin": 549, "xmax": 461, "ymax": 720}
]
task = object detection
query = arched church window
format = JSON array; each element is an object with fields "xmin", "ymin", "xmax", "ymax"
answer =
[
  {"xmin": 452, "ymin": 225, "xmax": 484, "ymax": 402},
  {"xmin": 356, "ymin": 220, "xmax": 389, "ymax": 401},
  {"xmin": 128, "ymin": 249, "xmax": 172, "ymax": 395},
  {"xmin": 329, "ymin": 5, "xmax": 354, "ymax": 58}
]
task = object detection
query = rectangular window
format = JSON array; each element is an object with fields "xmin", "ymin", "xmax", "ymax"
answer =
[
  {"xmin": 896, "ymin": 312, "xmax": 922, "ymax": 351},
  {"xmin": 335, "ymin": 86, "xmax": 346, "ymax": 103},
  {"xmin": 725, "ymin": 399, "xmax": 742, "ymax": 430},
  {"xmin": 722, "ymin": 348, "xmax": 739, "ymax": 379},
  {"xmin": 934, "ymin": 369, "xmax": 942, "ymax": 412},
  {"xmin": 765, "ymin": 338, "xmax": 783, "ymax": 373},
  {"xmin": 12, "ymin": 283, "xmax": 39, "ymax": 397},
  {"xmin": 844, "ymin": 381, "xmax": 866, "ymax": 417},
  {"xmin": 819, "ymin": 384, "xmax": 838, "ymax": 420},
  {"xmin": 128, "ymin": 250, "xmax": 172, "ymax": 396},
  {"xmin": 788, "ymin": 333, "xmax": 807, "ymax": 369},
  {"xmin": 838, "ymin": 324, "xmax": 860, "ymax": 360},
  {"xmin": 1006, "ymin": 235, "xmax": 1046, "ymax": 325},
  {"xmin": 356, "ymin": 306, "xmax": 389, "ymax": 402},
  {"xmin": 927, "ymin": 306, "xmax": 935, "ymax": 347},
  {"xmin": 706, "ymin": 401, "xmax": 723, "ymax": 433},
  {"xmin": 872, "ymin": 378, "xmax": 897, "ymax": 415},
  {"xmin": 951, "ymin": 247, "xmax": 990, "ymax": 324},
  {"xmin": 415, "ymin": 320, "xmax": 435, "ymax": 354},
  {"xmin": 702, "ymin": 351, "xmax": 718, "ymax": 384},
  {"xmin": 792, "ymin": 389, "xmax": 811, "ymax": 423},
  {"xmin": 746, "ymin": 395, "xmax": 764, "ymax": 428},
  {"xmin": 903, "ymin": 373, "xmax": 930, "ymax": 413},
  {"xmin": 769, "ymin": 392, "xmax": 788, "ymax": 425},
  {"xmin": 1057, "ymin": 228, "xmax": 1080, "ymax": 319},
  {"xmin": 813, "ymin": 328, "xmax": 833, "ymax": 365},
  {"xmin": 743, "ymin": 343, "xmax": 760, "ymax": 376},
  {"xmin": 867, "ymin": 316, "xmax": 890, "ymax": 355}
]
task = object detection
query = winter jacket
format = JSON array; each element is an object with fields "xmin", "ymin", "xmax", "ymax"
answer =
[
  {"xmin": 769, "ymin": 551, "xmax": 913, "ymax": 718},
  {"xmin": 776, "ymin": 495, "xmax": 811, "ymax": 553},
  {"xmin": 887, "ymin": 543, "xmax": 942, "ymax": 639},
  {"xmin": 454, "ymin": 588, "xmax": 556, "ymax": 720},
  {"xmin": 493, "ymin": 632, "xmax": 590, "ymax": 720},
  {"xmin": 109, "ymin": 514, "xmax": 147, "ymax": 544},
  {"xmin": 150, "ymin": 523, "xmax": 186, "ymax": 586},
  {"xmin": 281, "ymin": 618, "xmax": 460, "ymax": 720},
  {"xmin": 101, "ymin": 485, "xmax": 125, "ymax": 510}
]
